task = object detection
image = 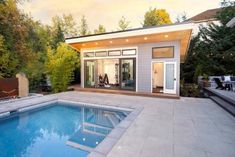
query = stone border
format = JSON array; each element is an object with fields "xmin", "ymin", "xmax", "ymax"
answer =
[
  {"xmin": 0, "ymin": 98, "xmax": 143, "ymax": 157},
  {"xmin": 0, "ymin": 96, "xmax": 57, "ymax": 115},
  {"xmin": 0, "ymin": 94, "xmax": 43, "ymax": 105},
  {"xmin": 58, "ymin": 99, "xmax": 134, "ymax": 112},
  {"xmin": 58, "ymin": 99, "xmax": 143, "ymax": 157},
  {"xmin": 87, "ymin": 106, "xmax": 143, "ymax": 157}
]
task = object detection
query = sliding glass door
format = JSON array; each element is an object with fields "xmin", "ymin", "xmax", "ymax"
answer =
[
  {"xmin": 84, "ymin": 58, "xmax": 136, "ymax": 90},
  {"xmin": 120, "ymin": 59, "xmax": 136, "ymax": 90}
]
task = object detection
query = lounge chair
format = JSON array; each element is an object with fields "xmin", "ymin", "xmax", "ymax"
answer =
[{"xmin": 214, "ymin": 78, "xmax": 225, "ymax": 90}]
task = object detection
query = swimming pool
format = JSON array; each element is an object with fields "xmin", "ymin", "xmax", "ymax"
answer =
[{"xmin": 0, "ymin": 101, "xmax": 130, "ymax": 157}]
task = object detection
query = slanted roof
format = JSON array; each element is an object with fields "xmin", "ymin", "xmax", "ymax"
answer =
[
  {"xmin": 188, "ymin": 8, "xmax": 221, "ymax": 22},
  {"xmin": 66, "ymin": 22, "xmax": 194, "ymax": 63}
]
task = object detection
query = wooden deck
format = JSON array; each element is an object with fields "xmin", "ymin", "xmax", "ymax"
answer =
[
  {"xmin": 70, "ymin": 85, "xmax": 180, "ymax": 99},
  {"xmin": 204, "ymin": 87, "xmax": 235, "ymax": 116},
  {"xmin": 205, "ymin": 87, "xmax": 235, "ymax": 104}
]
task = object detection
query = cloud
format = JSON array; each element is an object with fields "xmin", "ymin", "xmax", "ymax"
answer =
[{"xmin": 19, "ymin": 0, "xmax": 223, "ymax": 31}]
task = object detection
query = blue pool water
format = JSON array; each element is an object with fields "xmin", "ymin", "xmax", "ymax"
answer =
[{"xmin": 0, "ymin": 102, "xmax": 129, "ymax": 157}]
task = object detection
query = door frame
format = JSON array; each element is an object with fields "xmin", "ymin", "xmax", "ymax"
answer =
[
  {"xmin": 163, "ymin": 61, "xmax": 177, "ymax": 94},
  {"xmin": 119, "ymin": 58, "xmax": 136, "ymax": 91},
  {"xmin": 84, "ymin": 58, "xmax": 136, "ymax": 91},
  {"xmin": 151, "ymin": 61, "xmax": 164, "ymax": 93},
  {"xmin": 151, "ymin": 61, "xmax": 177, "ymax": 94}
]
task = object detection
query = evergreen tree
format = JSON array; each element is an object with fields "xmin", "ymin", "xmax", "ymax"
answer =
[
  {"xmin": 51, "ymin": 24, "xmax": 65, "ymax": 49},
  {"xmin": 52, "ymin": 14, "xmax": 78, "ymax": 37},
  {"xmin": 94, "ymin": 24, "xmax": 106, "ymax": 34},
  {"xmin": 78, "ymin": 15, "xmax": 90, "ymax": 36},
  {"xmin": 117, "ymin": 16, "xmax": 131, "ymax": 31},
  {"xmin": 176, "ymin": 12, "xmax": 187, "ymax": 23},
  {"xmin": 181, "ymin": 0, "xmax": 235, "ymax": 83}
]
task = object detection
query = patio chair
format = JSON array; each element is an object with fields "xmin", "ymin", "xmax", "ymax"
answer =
[{"xmin": 214, "ymin": 78, "xmax": 225, "ymax": 90}]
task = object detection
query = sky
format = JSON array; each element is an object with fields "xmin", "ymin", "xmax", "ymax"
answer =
[{"xmin": 19, "ymin": 0, "xmax": 225, "ymax": 31}]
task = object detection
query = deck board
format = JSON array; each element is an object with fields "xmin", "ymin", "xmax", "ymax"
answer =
[
  {"xmin": 205, "ymin": 87, "xmax": 235, "ymax": 105},
  {"xmin": 71, "ymin": 85, "xmax": 179, "ymax": 99}
]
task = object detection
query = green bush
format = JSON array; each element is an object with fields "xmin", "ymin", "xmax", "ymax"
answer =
[
  {"xmin": 46, "ymin": 43, "xmax": 79, "ymax": 92},
  {"xmin": 180, "ymin": 81, "xmax": 201, "ymax": 97}
]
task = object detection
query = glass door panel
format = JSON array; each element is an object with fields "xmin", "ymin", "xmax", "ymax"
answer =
[
  {"xmin": 164, "ymin": 62, "xmax": 176, "ymax": 94},
  {"xmin": 120, "ymin": 59, "xmax": 135, "ymax": 90},
  {"xmin": 85, "ymin": 61, "xmax": 95, "ymax": 87}
]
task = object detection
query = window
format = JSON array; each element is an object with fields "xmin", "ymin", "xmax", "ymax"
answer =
[
  {"xmin": 95, "ymin": 51, "xmax": 107, "ymax": 57},
  {"xmin": 152, "ymin": 47, "xmax": 174, "ymax": 58},
  {"xmin": 122, "ymin": 49, "xmax": 136, "ymax": 56},
  {"xmin": 108, "ymin": 50, "xmax": 121, "ymax": 56},
  {"xmin": 84, "ymin": 52, "xmax": 94, "ymax": 57}
]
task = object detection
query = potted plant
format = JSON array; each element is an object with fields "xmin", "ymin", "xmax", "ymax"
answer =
[{"xmin": 202, "ymin": 74, "xmax": 209, "ymax": 87}]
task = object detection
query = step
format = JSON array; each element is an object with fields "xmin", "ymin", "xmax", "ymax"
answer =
[
  {"xmin": 210, "ymin": 96, "xmax": 235, "ymax": 116},
  {"xmin": 205, "ymin": 88, "xmax": 235, "ymax": 106}
]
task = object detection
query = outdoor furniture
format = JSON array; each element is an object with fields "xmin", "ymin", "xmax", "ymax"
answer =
[
  {"xmin": 214, "ymin": 78, "xmax": 226, "ymax": 90},
  {"xmin": 208, "ymin": 76, "xmax": 222, "ymax": 88},
  {"xmin": 222, "ymin": 76, "xmax": 235, "ymax": 92}
]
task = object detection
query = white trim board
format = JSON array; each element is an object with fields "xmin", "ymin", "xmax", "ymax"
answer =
[{"xmin": 66, "ymin": 23, "xmax": 194, "ymax": 44}]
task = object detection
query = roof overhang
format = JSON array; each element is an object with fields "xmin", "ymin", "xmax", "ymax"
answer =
[{"xmin": 66, "ymin": 22, "xmax": 194, "ymax": 62}]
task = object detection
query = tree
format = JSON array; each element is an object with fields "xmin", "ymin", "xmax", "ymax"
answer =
[
  {"xmin": 0, "ymin": 0, "xmax": 36, "ymax": 75},
  {"xmin": 51, "ymin": 24, "xmax": 65, "ymax": 49},
  {"xmin": 52, "ymin": 14, "xmax": 78, "ymax": 37},
  {"xmin": 181, "ymin": 0, "xmax": 235, "ymax": 83},
  {"xmin": 217, "ymin": 0, "xmax": 235, "ymax": 25},
  {"xmin": 0, "ymin": 35, "xmax": 17, "ymax": 78},
  {"xmin": 94, "ymin": 24, "xmax": 106, "ymax": 34},
  {"xmin": 143, "ymin": 8, "xmax": 172, "ymax": 27},
  {"xmin": 78, "ymin": 15, "xmax": 90, "ymax": 36},
  {"xmin": 176, "ymin": 12, "xmax": 187, "ymax": 23},
  {"xmin": 45, "ymin": 43, "xmax": 79, "ymax": 92},
  {"xmin": 117, "ymin": 16, "xmax": 131, "ymax": 31}
]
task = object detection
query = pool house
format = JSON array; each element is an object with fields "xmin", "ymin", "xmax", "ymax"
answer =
[{"xmin": 66, "ymin": 23, "xmax": 193, "ymax": 97}]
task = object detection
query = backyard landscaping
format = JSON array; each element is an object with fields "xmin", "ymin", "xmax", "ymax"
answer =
[{"xmin": 0, "ymin": 0, "xmax": 235, "ymax": 157}]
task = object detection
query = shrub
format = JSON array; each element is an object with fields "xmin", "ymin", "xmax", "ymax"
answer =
[
  {"xmin": 46, "ymin": 43, "xmax": 79, "ymax": 92},
  {"xmin": 180, "ymin": 81, "xmax": 201, "ymax": 97}
]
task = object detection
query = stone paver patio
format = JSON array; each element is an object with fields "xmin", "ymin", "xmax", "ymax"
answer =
[{"xmin": 1, "ymin": 91, "xmax": 235, "ymax": 157}]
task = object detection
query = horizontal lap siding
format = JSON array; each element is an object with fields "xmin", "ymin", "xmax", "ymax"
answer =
[
  {"xmin": 137, "ymin": 41, "xmax": 180, "ymax": 94},
  {"xmin": 137, "ymin": 45, "xmax": 152, "ymax": 92}
]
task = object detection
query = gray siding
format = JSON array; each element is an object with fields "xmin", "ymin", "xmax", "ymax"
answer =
[
  {"xmin": 137, "ymin": 41, "xmax": 181, "ymax": 95},
  {"xmin": 80, "ymin": 40, "xmax": 181, "ymax": 96}
]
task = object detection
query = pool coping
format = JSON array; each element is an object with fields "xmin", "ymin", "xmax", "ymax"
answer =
[
  {"xmin": 88, "ymin": 106, "xmax": 143, "ymax": 157},
  {"xmin": 0, "ymin": 97, "xmax": 143, "ymax": 157},
  {"xmin": 58, "ymin": 99, "xmax": 143, "ymax": 157}
]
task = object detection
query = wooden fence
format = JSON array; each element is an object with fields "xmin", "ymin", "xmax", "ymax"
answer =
[{"xmin": 0, "ymin": 78, "xmax": 19, "ymax": 99}]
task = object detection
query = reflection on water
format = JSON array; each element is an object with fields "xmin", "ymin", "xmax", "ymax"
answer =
[{"xmin": 0, "ymin": 103, "xmax": 129, "ymax": 157}]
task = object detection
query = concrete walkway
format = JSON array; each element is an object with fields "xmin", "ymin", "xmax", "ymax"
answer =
[
  {"xmin": 58, "ymin": 92, "xmax": 235, "ymax": 157},
  {"xmin": 1, "ymin": 91, "xmax": 235, "ymax": 157}
]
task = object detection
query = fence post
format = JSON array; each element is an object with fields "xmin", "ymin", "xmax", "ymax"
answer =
[{"xmin": 16, "ymin": 73, "xmax": 29, "ymax": 97}]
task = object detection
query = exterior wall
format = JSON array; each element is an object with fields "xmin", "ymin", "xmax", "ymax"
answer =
[
  {"xmin": 137, "ymin": 41, "xmax": 181, "ymax": 96},
  {"xmin": 80, "ymin": 45, "xmax": 138, "ymax": 88},
  {"xmin": 80, "ymin": 41, "xmax": 181, "ymax": 96}
]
